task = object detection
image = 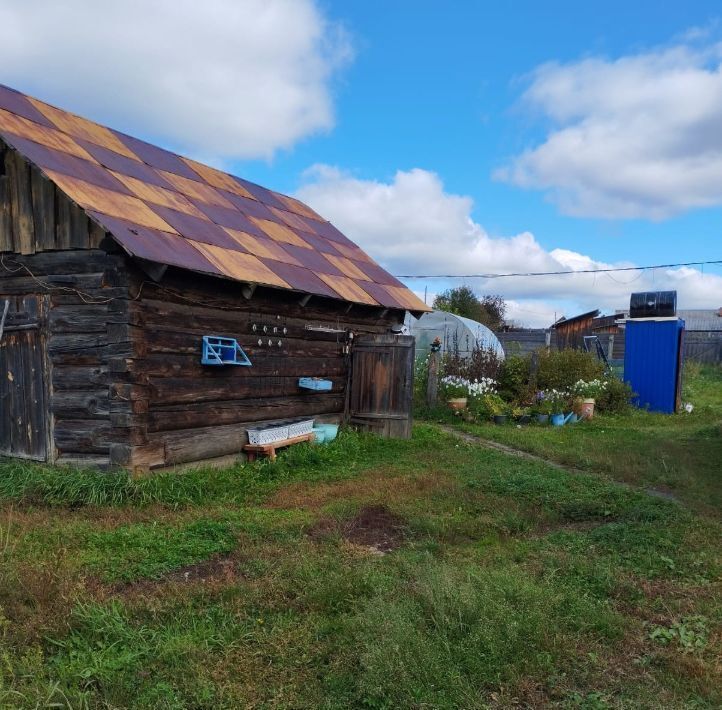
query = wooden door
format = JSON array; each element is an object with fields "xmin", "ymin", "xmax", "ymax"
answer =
[
  {"xmin": 0, "ymin": 295, "xmax": 49, "ymax": 460},
  {"xmin": 349, "ymin": 334, "xmax": 414, "ymax": 438}
]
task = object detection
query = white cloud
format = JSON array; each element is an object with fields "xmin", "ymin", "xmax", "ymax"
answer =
[
  {"xmin": 297, "ymin": 165, "xmax": 722, "ymax": 326},
  {"xmin": 0, "ymin": 0, "xmax": 351, "ymax": 161},
  {"xmin": 495, "ymin": 38, "xmax": 722, "ymax": 219}
]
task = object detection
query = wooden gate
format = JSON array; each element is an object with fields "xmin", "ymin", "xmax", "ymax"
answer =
[
  {"xmin": 0, "ymin": 295, "xmax": 49, "ymax": 460},
  {"xmin": 348, "ymin": 334, "xmax": 414, "ymax": 438}
]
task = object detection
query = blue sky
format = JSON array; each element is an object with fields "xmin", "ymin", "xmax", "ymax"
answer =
[
  {"xmin": 252, "ymin": 1, "xmax": 722, "ymax": 268},
  {"xmin": 2, "ymin": 0, "xmax": 722, "ymax": 325}
]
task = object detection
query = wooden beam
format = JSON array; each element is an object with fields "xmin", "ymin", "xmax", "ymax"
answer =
[{"xmin": 134, "ymin": 257, "xmax": 167, "ymax": 283}]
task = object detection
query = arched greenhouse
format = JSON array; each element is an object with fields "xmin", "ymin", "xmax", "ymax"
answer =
[{"xmin": 405, "ymin": 310, "xmax": 505, "ymax": 360}]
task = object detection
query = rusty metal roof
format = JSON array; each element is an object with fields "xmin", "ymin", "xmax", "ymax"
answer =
[{"xmin": 0, "ymin": 83, "xmax": 429, "ymax": 312}]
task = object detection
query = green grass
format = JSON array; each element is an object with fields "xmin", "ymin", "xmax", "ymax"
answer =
[
  {"xmin": 0, "ymin": 368, "xmax": 720, "ymax": 708},
  {"xmin": 427, "ymin": 363, "xmax": 722, "ymax": 517},
  {"xmin": 80, "ymin": 519, "xmax": 238, "ymax": 582}
]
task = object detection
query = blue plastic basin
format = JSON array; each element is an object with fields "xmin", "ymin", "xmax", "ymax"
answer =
[{"xmin": 319, "ymin": 424, "xmax": 339, "ymax": 441}]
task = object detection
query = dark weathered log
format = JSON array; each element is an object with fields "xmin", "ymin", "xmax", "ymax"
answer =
[
  {"xmin": 2, "ymin": 249, "xmax": 121, "ymax": 275},
  {"xmin": 148, "ymin": 393, "xmax": 344, "ymax": 432},
  {"xmin": 51, "ymin": 390, "xmax": 111, "ymax": 419},
  {"xmin": 53, "ymin": 420, "xmax": 113, "ymax": 454},
  {"xmin": 49, "ymin": 305, "xmax": 127, "ymax": 333},
  {"xmin": 49, "ymin": 342, "xmax": 133, "ymax": 367},
  {"xmin": 0, "ymin": 273, "xmax": 107, "ymax": 295},
  {"xmin": 136, "ymin": 296, "xmax": 391, "ymax": 335},
  {"xmin": 148, "ymin": 375, "xmax": 344, "ymax": 405},
  {"xmin": 147, "ymin": 424, "xmax": 247, "ymax": 465},
  {"xmin": 52, "ymin": 365, "xmax": 109, "ymax": 390},
  {"xmin": 140, "ymin": 327, "xmax": 343, "ymax": 358},
  {"xmin": 118, "ymin": 353, "xmax": 344, "ymax": 380},
  {"xmin": 109, "ymin": 441, "xmax": 165, "ymax": 469}
]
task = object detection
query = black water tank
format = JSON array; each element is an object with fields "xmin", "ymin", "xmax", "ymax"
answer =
[{"xmin": 629, "ymin": 291, "xmax": 677, "ymax": 319}]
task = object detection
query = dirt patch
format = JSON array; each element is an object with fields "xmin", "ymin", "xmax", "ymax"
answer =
[
  {"xmin": 110, "ymin": 553, "xmax": 241, "ymax": 595},
  {"xmin": 266, "ymin": 469, "xmax": 456, "ymax": 511},
  {"xmin": 307, "ymin": 504, "xmax": 407, "ymax": 553}
]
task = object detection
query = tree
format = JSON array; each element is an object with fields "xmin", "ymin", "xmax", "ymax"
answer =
[
  {"xmin": 478, "ymin": 294, "xmax": 506, "ymax": 330},
  {"xmin": 433, "ymin": 286, "xmax": 506, "ymax": 330}
]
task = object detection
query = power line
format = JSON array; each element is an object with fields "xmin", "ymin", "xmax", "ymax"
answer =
[{"xmin": 394, "ymin": 259, "xmax": 722, "ymax": 279}]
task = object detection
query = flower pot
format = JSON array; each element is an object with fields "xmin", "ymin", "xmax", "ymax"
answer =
[
  {"xmin": 551, "ymin": 413, "xmax": 565, "ymax": 426},
  {"xmin": 535, "ymin": 414, "xmax": 549, "ymax": 424},
  {"xmin": 517, "ymin": 415, "xmax": 531, "ymax": 424},
  {"xmin": 581, "ymin": 398, "xmax": 595, "ymax": 419},
  {"xmin": 448, "ymin": 397, "xmax": 468, "ymax": 411},
  {"xmin": 493, "ymin": 414, "xmax": 508, "ymax": 425}
]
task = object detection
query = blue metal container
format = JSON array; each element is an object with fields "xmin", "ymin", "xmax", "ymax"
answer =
[
  {"xmin": 298, "ymin": 377, "xmax": 332, "ymax": 391},
  {"xmin": 624, "ymin": 319, "xmax": 684, "ymax": 413}
]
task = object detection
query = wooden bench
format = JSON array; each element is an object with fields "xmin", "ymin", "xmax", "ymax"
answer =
[{"xmin": 242, "ymin": 432, "xmax": 315, "ymax": 462}]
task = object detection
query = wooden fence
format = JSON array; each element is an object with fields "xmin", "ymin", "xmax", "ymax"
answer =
[{"xmin": 495, "ymin": 329, "xmax": 721, "ymax": 364}]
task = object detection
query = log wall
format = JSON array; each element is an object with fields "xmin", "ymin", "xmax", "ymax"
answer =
[
  {"xmin": 112, "ymin": 266, "xmax": 403, "ymax": 470},
  {"xmin": 0, "ymin": 250, "xmax": 133, "ymax": 467},
  {"xmin": 0, "ymin": 137, "xmax": 407, "ymax": 471}
]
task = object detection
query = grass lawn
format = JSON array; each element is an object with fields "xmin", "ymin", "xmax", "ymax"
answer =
[
  {"xmin": 0, "ymin": 369, "xmax": 720, "ymax": 707},
  {"xmin": 424, "ymin": 363, "xmax": 722, "ymax": 518}
]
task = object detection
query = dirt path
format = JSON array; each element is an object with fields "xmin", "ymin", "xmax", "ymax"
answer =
[
  {"xmin": 434, "ymin": 423, "xmax": 586, "ymax": 474},
  {"xmin": 433, "ymin": 423, "xmax": 680, "ymax": 503}
]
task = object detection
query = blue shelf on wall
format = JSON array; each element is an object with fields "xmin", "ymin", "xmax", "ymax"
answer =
[
  {"xmin": 298, "ymin": 377, "xmax": 332, "ymax": 391},
  {"xmin": 201, "ymin": 336, "xmax": 252, "ymax": 366}
]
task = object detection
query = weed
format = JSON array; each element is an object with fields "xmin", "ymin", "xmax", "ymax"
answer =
[{"xmin": 648, "ymin": 616, "xmax": 710, "ymax": 653}]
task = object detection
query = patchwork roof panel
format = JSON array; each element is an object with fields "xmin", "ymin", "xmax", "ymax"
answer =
[{"xmin": 0, "ymin": 83, "xmax": 430, "ymax": 311}]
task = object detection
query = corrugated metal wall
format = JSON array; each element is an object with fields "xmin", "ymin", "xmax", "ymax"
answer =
[{"xmin": 624, "ymin": 319, "xmax": 684, "ymax": 414}]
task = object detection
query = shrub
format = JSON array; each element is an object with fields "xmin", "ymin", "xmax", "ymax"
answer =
[
  {"xmin": 536, "ymin": 349, "xmax": 605, "ymax": 390},
  {"xmin": 472, "ymin": 393, "xmax": 507, "ymax": 418},
  {"xmin": 497, "ymin": 354, "xmax": 530, "ymax": 402},
  {"xmin": 536, "ymin": 389, "xmax": 572, "ymax": 414},
  {"xmin": 596, "ymin": 376, "xmax": 634, "ymax": 413}
]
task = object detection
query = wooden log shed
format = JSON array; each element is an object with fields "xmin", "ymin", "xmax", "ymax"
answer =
[{"xmin": 0, "ymin": 84, "xmax": 429, "ymax": 472}]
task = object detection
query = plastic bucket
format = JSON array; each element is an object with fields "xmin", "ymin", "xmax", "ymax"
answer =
[
  {"xmin": 312, "ymin": 427, "xmax": 326, "ymax": 444},
  {"xmin": 320, "ymin": 424, "xmax": 339, "ymax": 442},
  {"xmin": 581, "ymin": 399, "xmax": 595, "ymax": 419},
  {"xmin": 448, "ymin": 398, "xmax": 468, "ymax": 411}
]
